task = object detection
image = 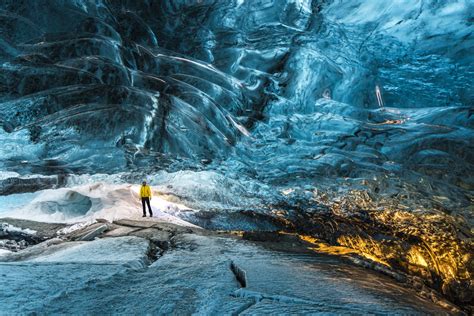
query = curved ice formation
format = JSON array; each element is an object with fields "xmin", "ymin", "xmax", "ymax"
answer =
[
  {"xmin": 0, "ymin": 0, "xmax": 472, "ymax": 310},
  {"xmin": 0, "ymin": 182, "xmax": 195, "ymax": 225},
  {"xmin": 0, "ymin": 0, "xmax": 471, "ymax": 212}
]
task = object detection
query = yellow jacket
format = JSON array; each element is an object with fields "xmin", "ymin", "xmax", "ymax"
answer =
[{"xmin": 139, "ymin": 185, "xmax": 152, "ymax": 198}]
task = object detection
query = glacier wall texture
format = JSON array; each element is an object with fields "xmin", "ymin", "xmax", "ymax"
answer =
[
  {"xmin": 0, "ymin": 0, "xmax": 472, "ymax": 210},
  {"xmin": 0, "ymin": 0, "xmax": 472, "ymax": 309}
]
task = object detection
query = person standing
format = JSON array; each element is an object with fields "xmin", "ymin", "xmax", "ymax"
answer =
[{"xmin": 139, "ymin": 181, "xmax": 153, "ymax": 217}]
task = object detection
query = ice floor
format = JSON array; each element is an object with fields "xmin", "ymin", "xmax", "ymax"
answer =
[{"xmin": 0, "ymin": 233, "xmax": 447, "ymax": 314}]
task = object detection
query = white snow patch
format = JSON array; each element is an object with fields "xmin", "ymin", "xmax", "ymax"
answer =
[
  {"xmin": 3, "ymin": 182, "xmax": 198, "ymax": 227},
  {"xmin": 0, "ymin": 248, "xmax": 12, "ymax": 256},
  {"xmin": 0, "ymin": 171, "xmax": 20, "ymax": 180},
  {"xmin": 1, "ymin": 223, "xmax": 37, "ymax": 235}
]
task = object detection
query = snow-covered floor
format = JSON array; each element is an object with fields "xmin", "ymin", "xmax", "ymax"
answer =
[{"xmin": 0, "ymin": 182, "xmax": 196, "ymax": 226}]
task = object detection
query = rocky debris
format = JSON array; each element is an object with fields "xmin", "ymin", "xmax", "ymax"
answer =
[
  {"xmin": 0, "ymin": 217, "xmax": 197, "ymax": 268},
  {"xmin": 109, "ymin": 219, "xmax": 200, "ymax": 256},
  {"xmin": 113, "ymin": 219, "xmax": 197, "ymax": 235},
  {"xmin": 0, "ymin": 219, "xmax": 177, "ymax": 265},
  {"xmin": 0, "ymin": 223, "xmax": 38, "ymax": 242},
  {"xmin": 56, "ymin": 221, "xmax": 94, "ymax": 236},
  {"xmin": 0, "ymin": 238, "xmax": 70, "ymax": 262},
  {"xmin": 114, "ymin": 219, "xmax": 157, "ymax": 229},
  {"xmin": 75, "ymin": 224, "xmax": 108, "ymax": 241},
  {"xmin": 0, "ymin": 218, "xmax": 68, "ymax": 252},
  {"xmin": 129, "ymin": 228, "xmax": 172, "ymax": 251},
  {"xmin": 63, "ymin": 222, "xmax": 111, "ymax": 241},
  {"xmin": 102, "ymin": 226, "xmax": 139, "ymax": 238},
  {"xmin": 0, "ymin": 239, "xmax": 28, "ymax": 252},
  {"xmin": 0, "ymin": 218, "xmax": 67, "ymax": 240}
]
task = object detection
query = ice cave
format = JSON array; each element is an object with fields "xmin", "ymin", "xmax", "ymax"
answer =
[{"xmin": 0, "ymin": 0, "xmax": 472, "ymax": 314}]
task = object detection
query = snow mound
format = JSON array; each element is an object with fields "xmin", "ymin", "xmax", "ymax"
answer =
[{"xmin": 2, "ymin": 183, "xmax": 197, "ymax": 226}]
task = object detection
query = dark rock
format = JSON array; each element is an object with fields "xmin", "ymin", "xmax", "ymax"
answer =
[
  {"xmin": 0, "ymin": 218, "xmax": 67, "ymax": 240},
  {"xmin": 103, "ymin": 226, "xmax": 139, "ymax": 237},
  {"xmin": 0, "ymin": 176, "xmax": 60, "ymax": 195},
  {"xmin": 243, "ymin": 231, "xmax": 286, "ymax": 242},
  {"xmin": 66, "ymin": 223, "xmax": 110, "ymax": 241},
  {"xmin": 242, "ymin": 231, "xmax": 312, "ymax": 255},
  {"xmin": 129, "ymin": 228, "xmax": 171, "ymax": 249}
]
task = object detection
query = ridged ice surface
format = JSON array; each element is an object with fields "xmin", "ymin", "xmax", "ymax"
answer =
[
  {"xmin": 0, "ymin": 0, "xmax": 472, "ymax": 214},
  {"xmin": 0, "ymin": 1, "xmax": 473, "ymax": 309},
  {"xmin": 0, "ymin": 233, "xmax": 448, "ymax": 314}
]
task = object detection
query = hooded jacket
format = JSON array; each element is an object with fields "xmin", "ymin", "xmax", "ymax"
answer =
[{"xmin": 139, "ymin": 185, "xmax": 152, "ymax": 198}]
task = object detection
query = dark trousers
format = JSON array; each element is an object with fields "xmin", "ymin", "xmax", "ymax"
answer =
[{"xmin": 141, "ymin": 197, "xmax": 153, "ymax": 216}]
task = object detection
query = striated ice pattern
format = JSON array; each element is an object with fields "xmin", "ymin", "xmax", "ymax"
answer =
[
  {"xmin": 0, "ymin": 1, "xmax": 473, "ymax": 309},
  {"xmin": 0, "ymin": 0, "xmax": 472, "ymax": 214}
]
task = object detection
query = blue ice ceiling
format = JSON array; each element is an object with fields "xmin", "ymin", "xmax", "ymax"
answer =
[{"xmin": 0, "ymin": 0, "xmax": 472, "ymax": 211}]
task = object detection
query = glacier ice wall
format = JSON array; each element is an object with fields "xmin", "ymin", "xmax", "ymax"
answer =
[
  {"xmin": 0, "ymin": 0, "xmax": 473, "ymax": 309},
  {"xmin": 0, "ymin": 0, "xmax": 472, "ymax": 213}
]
